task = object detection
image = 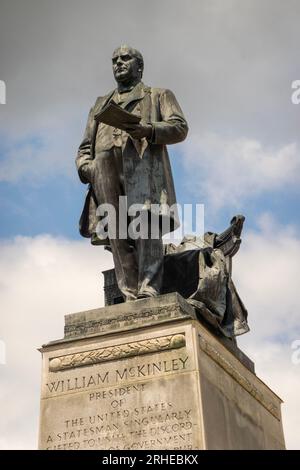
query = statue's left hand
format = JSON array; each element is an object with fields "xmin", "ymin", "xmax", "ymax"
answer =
[{"xmin": 125, "ymin": 123, "xmax": 152, "ymax": 140}]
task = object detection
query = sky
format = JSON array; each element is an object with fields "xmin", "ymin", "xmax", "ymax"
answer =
[{"xmin": 0, "ymin": 0, "xmax": 300, "ymax": 449}]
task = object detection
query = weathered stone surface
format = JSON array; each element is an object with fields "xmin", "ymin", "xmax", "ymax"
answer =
[
  {"xmin": 62, "ymin": 293, "xmax": 196, "ymax": 340},
  {"xmin": 38, "ymin": 294, "xmax": 285, "ymax": 450}
]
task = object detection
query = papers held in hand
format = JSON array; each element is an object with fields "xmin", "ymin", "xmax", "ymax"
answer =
[
  {"xmin": 94, "ymin": 100, "xmax": 148, "ymax": 158},
  {"xmin": 94, "ymin": 100, "xmax": 141, "ymax": 131}
]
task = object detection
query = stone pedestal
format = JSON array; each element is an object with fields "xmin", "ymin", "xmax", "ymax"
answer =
[{"xmin": 38, "ymin": 293, "xmax": 285, "ymax": 450}]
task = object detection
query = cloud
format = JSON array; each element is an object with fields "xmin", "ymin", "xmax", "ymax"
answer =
[
  {"xmin": 1, "ymin": 0, "xmax": 300, "ymax": 182},
  {"xmin": 0, "ymin": 126, "xmax": 80, "ymax": 183},
  {"xmin": 235, "ymin": 213, "xmax": 299, "ymax": 340},
  {"xmin": 182, "ymin": 134, "xmax": 300, "ymax": 210},
  {"xmin": 0, "ymin": 224, "xmax": 299, "ymax": 449}
]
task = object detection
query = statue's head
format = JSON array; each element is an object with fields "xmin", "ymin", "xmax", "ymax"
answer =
[{"xmin": 112, "ymin": 45, "xmax": 144, "ymax": 84}]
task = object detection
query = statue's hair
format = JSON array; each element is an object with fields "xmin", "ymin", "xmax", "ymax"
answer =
[{"xmin": 112, "ymin": 45, "xmax": 144, "ymax": 77}]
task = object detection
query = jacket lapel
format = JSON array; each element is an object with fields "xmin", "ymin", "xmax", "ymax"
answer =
[
  {"xmin": 93, "ymin": 89, "xmax": 115, "ymax": 117},
  {"xmin": 122, "ymin": 82, "xmax": 150, "ymax": 109},
  {"xmin": 93, "ymin": 83, "xmax": 151, "ymax": 114}
]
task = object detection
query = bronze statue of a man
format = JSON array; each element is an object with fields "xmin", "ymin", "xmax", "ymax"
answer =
[{"xmin": 76, "ymin": 45, "xmax": 188, "ymax": 301}]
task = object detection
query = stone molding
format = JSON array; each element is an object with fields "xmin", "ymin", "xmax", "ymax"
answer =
[
  {"xmin": 198, "ymin": 335, "xmax": 280, "ymax": 420},
  {"xmin": 49, "ymin": 333, "xmax": 186, "ymax": 372},
  {"xmin": 64, "ymin": 304, "xmax": 188, "ymax": 338}
]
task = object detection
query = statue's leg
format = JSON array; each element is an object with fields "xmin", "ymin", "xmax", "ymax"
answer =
[
  {"xmin": 109, "ymin": 237, "xmax": 138, "ymax": 301},
  {"xmin": 135, "ymin": 212, "xmax": 164, "ymax": 298},
  {"xmin": 92, "ymin": 148, "xmax": 138, "ymax": 301}
]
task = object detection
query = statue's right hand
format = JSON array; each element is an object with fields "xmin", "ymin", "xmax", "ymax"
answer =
[{"xmin": 79, "ymin": 162, "xmax": 95, "ymax": 183}]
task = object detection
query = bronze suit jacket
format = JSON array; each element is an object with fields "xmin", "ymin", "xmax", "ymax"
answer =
[{"xmin": 76, "ymin": 82, "xmax": 188, "ymax": 239}]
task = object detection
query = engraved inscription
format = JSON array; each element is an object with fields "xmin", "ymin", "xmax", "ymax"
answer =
[
  {"xmin": 40, "ymin": 333, "xmax": 201, "ymax": 450},
  {"xmin": 44, "ymin": 393, "xmax": 197, "ymax": 450},
  {"xmin": 45, "ymin": 356, "xmax": 189, "ymax": 396}
]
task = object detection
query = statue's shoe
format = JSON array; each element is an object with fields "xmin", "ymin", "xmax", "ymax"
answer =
[{"xmin": 137, "ymin": 290, "xmax": 159, "ymax": 299}]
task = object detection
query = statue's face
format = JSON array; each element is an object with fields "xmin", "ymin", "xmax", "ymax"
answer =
[{"xmin": 112, "ymin": 46, "xmax": 140, "ymax": 84}]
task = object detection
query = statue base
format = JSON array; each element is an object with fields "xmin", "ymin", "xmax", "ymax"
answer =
[{"xmin": 38, "ymin": 293, "xmax": 285, "ymax": 450}]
